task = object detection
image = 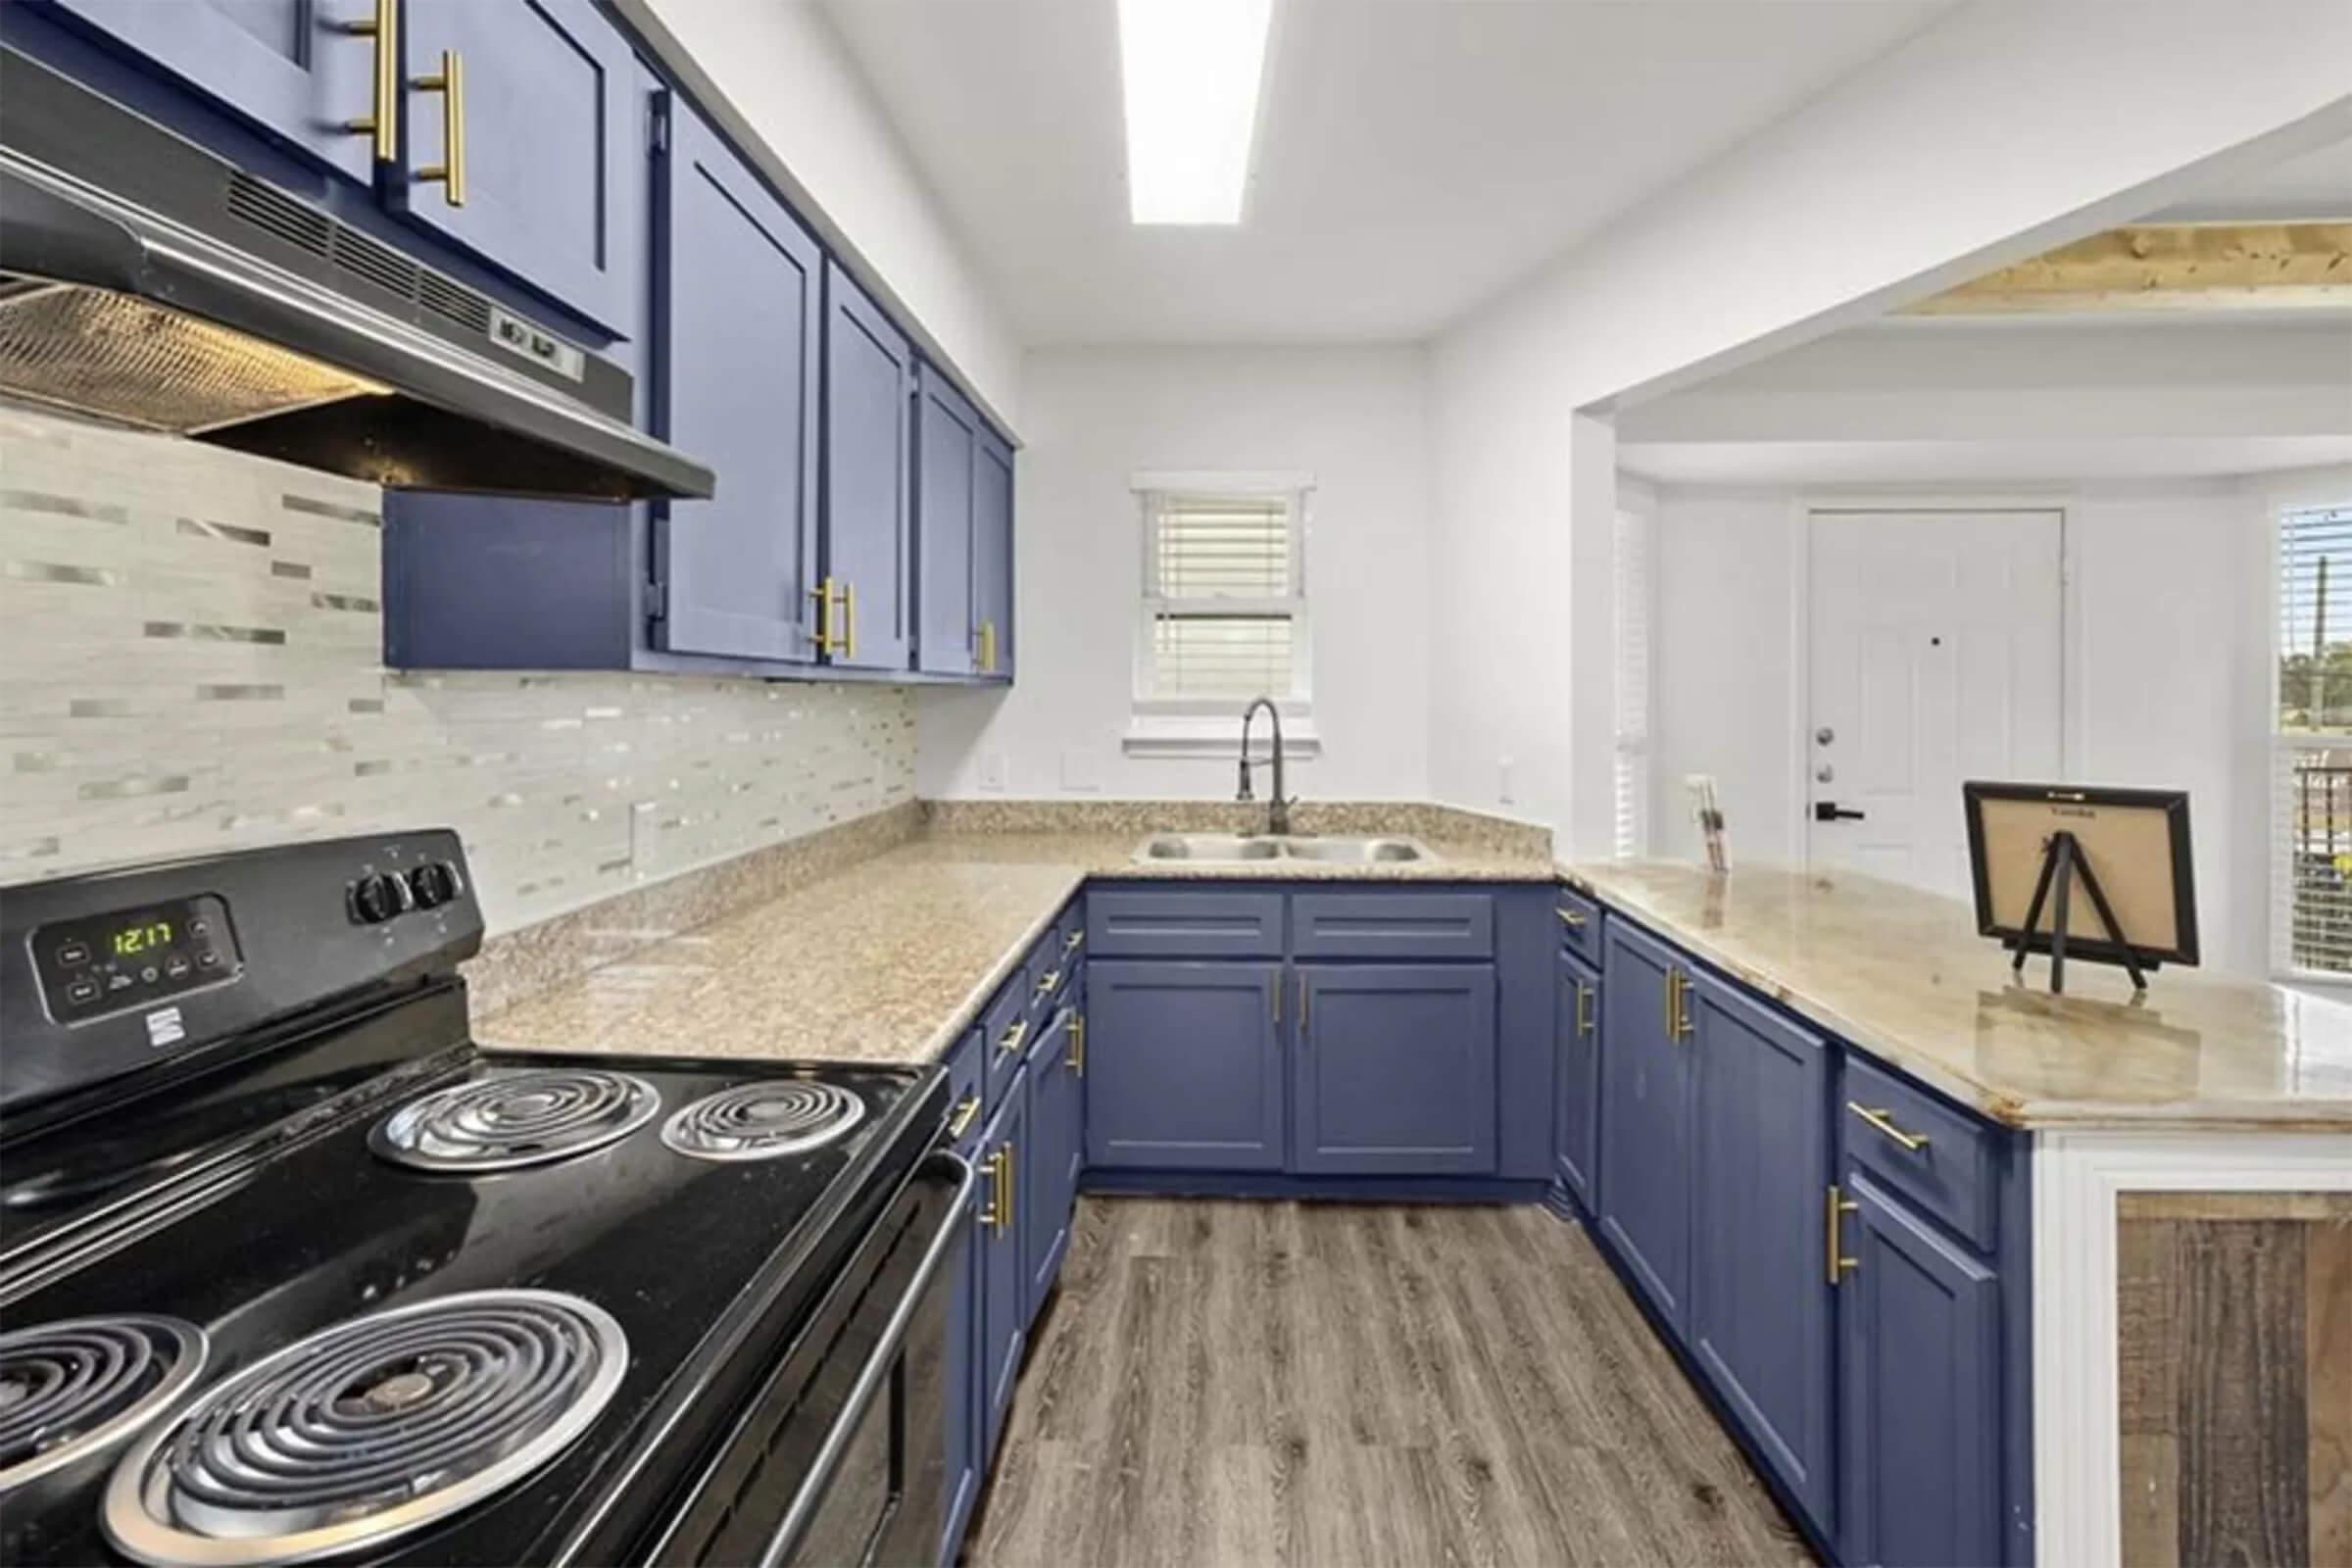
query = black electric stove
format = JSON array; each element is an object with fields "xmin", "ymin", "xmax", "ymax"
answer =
[{"xmin": 0, "ymin": 832, "xmax": 964, "ymax": 1567}]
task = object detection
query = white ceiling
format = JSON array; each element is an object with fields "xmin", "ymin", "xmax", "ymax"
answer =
[
  {"xmin": 822, "ymin": 0, "xmax": 1956, "ymax": 344},
  {"xmin": 2150, "ymin": 132, "xmax": 2352, "ymax": 223}
]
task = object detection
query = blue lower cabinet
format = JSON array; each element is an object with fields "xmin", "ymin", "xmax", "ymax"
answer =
[
  {"xmin": 1293, "ymin": 963, "xmax": 1497, "ymax": 1175},
  {"xmin": 1021, "ymin": 1004, "xmax": 1080, "ymax": 1321},
  {"xmin": 1687, "ymin": 972, "xmax": 1836, "ymax": 1533},
  {"xmin": 1596, "ymin": 919, "xmax": 1694, "ymax": 1332},
  {"xmin": 1552, "ymin": 948, "xmax": 1599, "ymax": 1208},
  {"xmin": 1085, "ymin": 961, "xmax": 1284, "ymax": 1170},
  {"xmin": 976, "ymin": 1072, "xmax": 1028, "ymax": 1464},
  {"xmin": 1838, "ymin": 1171, "xmax": 2003, "ymax": 1568},
  {"xmin": 938, "ymin": 1156, "xmax": 981, "ymax": 1568}
]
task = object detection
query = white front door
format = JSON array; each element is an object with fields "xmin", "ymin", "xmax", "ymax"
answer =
[{"xmin": 1805, "ymin": 510, "xmax": 2064, "ymax": 898}]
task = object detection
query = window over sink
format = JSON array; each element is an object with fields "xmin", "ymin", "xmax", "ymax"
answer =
[
  {"xmin": 2275, "ymin": 499, "xmax": 2352, "ymax": 977},
  {"xmin": 1125, "ymin": 473, "xmax": 1318, "ymax": 758}
]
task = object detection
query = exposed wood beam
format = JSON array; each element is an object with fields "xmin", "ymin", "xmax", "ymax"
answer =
[{"xmin": 1905, "ymin": 221, "xmax": 2352, "ymax": 315}]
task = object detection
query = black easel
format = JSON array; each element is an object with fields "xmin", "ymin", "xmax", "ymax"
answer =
[{"xmin": 2010, "ymin": 830, "xmax": 2146, "ymax": 994}]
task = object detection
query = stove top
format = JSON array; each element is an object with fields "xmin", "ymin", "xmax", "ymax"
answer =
[{"xmin": 0, "ymin": 834, "xmax": 950, "ymax": 1567}]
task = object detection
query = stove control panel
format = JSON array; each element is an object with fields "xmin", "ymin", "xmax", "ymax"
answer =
[
  {"xmin": 2, "ymin": 830, "xmax": 482, "ymax": 1120},
  {"xmin": 31, "ymin": 894, "xmax": 243, "ymax": 1025}
]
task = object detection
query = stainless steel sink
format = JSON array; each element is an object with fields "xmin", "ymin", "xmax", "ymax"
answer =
[
  {"xmin": 1136, "ymin": 833, "xmax": 1284, "ymax": 861},
  {"xmin": 1131, "ymin": 833, "xmax": 1436, "ymax": 864},
  {"xmin": 1280, "ymin": 837, "xmax": 1430, "ymax": 863}
]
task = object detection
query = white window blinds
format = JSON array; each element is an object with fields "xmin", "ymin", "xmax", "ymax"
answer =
[
  {"xmin": 1612, "ymin": 508, "xmax": 1652, "ymax": 858},
  {"xmin": 1142, "ymin": 490, "xmax": 1305, "ymax": 701},
  {"xmin": 2276, "ymin": 503, "xmax": 2352, "ymax": 976}
]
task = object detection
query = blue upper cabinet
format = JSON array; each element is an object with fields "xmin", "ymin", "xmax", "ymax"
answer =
[
  {"xmin": 651, "ymin": 99, "xmax": 822, "ymax": 664},
  {"xmin": 1686, "ymin": 972, "xmax": 1837, "ymax": 1534},
  {"xmin": 392, "ymin": 0, "xmax": 638, "ymax": 334},
  {"xmin": 37, "ymin": 0, "xmax": 378, "ymax": 183},
  {"xmin": 972, "ymin": 427, "xmax": 1014, "ymax": 680},
  {"xmin": 1597, "ymin": 919, "xmax": 1693, "ymax": 1332},
  {"xmin": 1293, "ymin": 964, "xmax": 1497, "ymax": 1175},
  {"xmin": 1086, "ymin": 961, "xmax": 1285, "ymax": 1171},
  {"xmin": 821, "ymin": 260, "xmax": 915, "ymax": 672},
  {"xmin": 914, "ymin": 364, "xmax": 979, "ymax": 677},
  {"xmin": 1552, "ymin": 948, "xmax": 1599, "ymax": 1209}
]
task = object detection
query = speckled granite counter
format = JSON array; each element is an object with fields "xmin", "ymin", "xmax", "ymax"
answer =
[
  {"xmin": 1563, "ymin": 859, "xmax": 2352, "ymax": 1131},
  {"xmin": 477, "ymin": 828, "xmax": 1557, "ymax": 1067}
]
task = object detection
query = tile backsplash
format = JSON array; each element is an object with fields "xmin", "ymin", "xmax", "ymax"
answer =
[{"xmin": 0, "ymin": 404, "xmax": 914, "ymax": 934}]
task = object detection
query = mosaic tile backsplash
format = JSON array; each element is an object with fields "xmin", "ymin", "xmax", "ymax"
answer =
[{"xmin": 0, "ymin": 404, "xmax": 916, "ymax": 935}]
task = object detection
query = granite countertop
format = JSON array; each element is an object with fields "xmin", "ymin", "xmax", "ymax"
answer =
[
  {"xmin": 478, "ymin": 829, "xmax": 1557, "ymax": 1067},
  {"xmin": 1563, "ymin": 859, "xmax": 2352, "ymax": 1132}
]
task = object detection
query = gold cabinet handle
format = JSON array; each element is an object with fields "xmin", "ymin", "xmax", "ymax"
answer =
[
  {"xmin": 1664, "ymin": 968, "xmax": 1694, "ymax": 1042},
  {"xmin": 977, "ymin": 618, "xmax": 998, "ymax": 673},
  {"xmin": 411, "ymin": 49, "xmax": 466, "ymax": 207},
  {"xmin": 1001, "ymin": 1143, "xmax": 1015, "ymax": 1231},
  {"xmin": 979, "ymin": 1146, "xmax": 1004, "ymax": 1230},
  {"xmin": 837, "ymin": 579, "xmax": 857, "ymax": 661},
  {"xmin": 339, "ymin": 0, "xmax": 399, "ymax": 163},
  {"xmin": 1827, "ymin": 1184, "xmax": 1861, "ymax": 1284},
  {"xmin": 1556, "ymin": 906, "xmax": 1588, "ymax": 929},
  {"xmin": 996, "ymin": 1017, "xmax": 1028, "ymax": 1057},
  {"xmin": 1298, "ymin": 971, "xmax": 1309, "ymax": 1034},
  {"xmin": 1068, "ymin": 1011, "xmax": 1085, "ymax": 1075},
  {"xmin": 947, "ymin": 1095, "xmax": 980, "ymax": 1141},
  {"xmin": 1034, "ymin": 968, "xmax": 1061, "ymax": 1001},
  {"xmin": 1662, "ymin": 968, "xmax": 1678, "ymax": 1040},
  {"xmin": 1574, "ymin": 981, "xmax": 1593, "ymax": 1037},
  {"xmin": 808, "ymin": 579, "xmax": 831, "ymax": 653},
  {"xmin": 809, "ymin": 577, "xmax": 853, "ymax": 655},
  {"xmin": 1847, "ymin": 1102, "xmax": 1931, "ymax": 1152},
  {"xmin": 1063, "ymin": 929, "xmax": 1083, "ymax": 954}
]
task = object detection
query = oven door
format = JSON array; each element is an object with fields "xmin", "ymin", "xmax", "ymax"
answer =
[{"xmin": 652, "ymin": 1151, "xmax": 975, "ymax": 1568}]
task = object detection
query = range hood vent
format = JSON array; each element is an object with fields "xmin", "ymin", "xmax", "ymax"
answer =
[{"xmin": 0, "ymin": 48, "xmax": 713, "ymax": 502}]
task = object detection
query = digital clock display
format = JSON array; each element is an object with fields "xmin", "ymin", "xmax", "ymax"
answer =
[{"xmin": 112, "ymin": 920, "xmax": 173, "ymax": 957}]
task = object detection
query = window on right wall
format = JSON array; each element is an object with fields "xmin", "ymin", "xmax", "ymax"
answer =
[{"xmin": 2274, "ymin": 501, "xmax": 2352, "ymax": 977}]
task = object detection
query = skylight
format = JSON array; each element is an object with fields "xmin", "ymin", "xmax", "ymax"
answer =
[{"xmin": 1117, "ymin": 0, "xmax": 1272, "ymax": 225}]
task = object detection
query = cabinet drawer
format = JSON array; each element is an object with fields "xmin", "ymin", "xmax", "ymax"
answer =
[
  {"xmin": 979, "ymin": 978, "xmax": 1030, "ymax": 1114},
  {"xmin": 1291, "ymin": 892, "xmax": 1494, "ymax": 960},
  {"xmin": 942, "ymin": 1028, "xmax": 985, "ymax": 1159},
  {"xmin": 1840, "ymin": 1054, "xmax": 2000, "ymax": 1252},
  {"xmin": 1087, "ymin": 891, "xmax": 1284, "ymax": 957},
  {"xmin": 1555, "ymin": 887, "xmax": 1602, "ymax": 964}
]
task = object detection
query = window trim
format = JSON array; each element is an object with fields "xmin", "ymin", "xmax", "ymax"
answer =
[
  {"xmin": 1125, "ymin": 472, "xmax": 1318, "ymax": 758},
  {"xmin": 2272, "ymin": 495, "xmax": 2352, "ymax": 980}
]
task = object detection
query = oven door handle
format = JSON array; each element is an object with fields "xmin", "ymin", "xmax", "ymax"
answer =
[{"xmin": 755, "ymin": 1150, "xmax": 978, "ymax": 1568}]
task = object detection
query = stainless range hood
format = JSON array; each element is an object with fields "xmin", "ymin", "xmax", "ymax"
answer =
[{"xmin": 0, "ymin": 47, "xmax": 713, "ymax": 502}]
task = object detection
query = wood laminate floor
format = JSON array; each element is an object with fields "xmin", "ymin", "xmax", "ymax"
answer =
[{"xmin": 964, "ymin": 1198, "xmax": 1814, "ymax": 1568}]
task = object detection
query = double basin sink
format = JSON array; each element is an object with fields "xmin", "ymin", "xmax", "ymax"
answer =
[{"xmin": 1131, "ymin": 833, "xmax": 1437, "ymax": 865}]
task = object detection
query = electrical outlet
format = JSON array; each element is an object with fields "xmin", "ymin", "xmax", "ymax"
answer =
[
  {"xmin": 978, "ymin": 754, "xmax": 1008, "ymax": 793},
  {"xmin": 1497, "ymin": 756, "xmax": 1515, "ymax": 805}
]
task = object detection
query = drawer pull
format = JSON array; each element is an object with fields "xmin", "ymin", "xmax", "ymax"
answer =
[
  {"xmin": 338, "ymin": 0, "xmax": 399, "ymax": 164},
  {"xmin": 410, "ymin": 49, "xmax": 466, "ymax": 207},
  {"xmin": 1067, "ymin": 1011, "xmax": 1085, "ymax": 1074},
  {"xmin": 1063, "ymin": 929, "xmax": 1084, "ymax": 954},
  {"xmin": 947, "ymin": 1095, "xmax": 980, "ymax": 1141},
  {"xmin": 1034, "ymin": 967, "xmax": 1061, "ymax": 1000},
  {"xmin": 1556, "ymin": 906, "xmax": 1588, "ymax": 929},
  {"xmin": 1848, "ymin": 1102, "xmax": 1931, "ymax": 1152},
  {"xmin": 1574, "ymin": 981, "xmax": 1593, "ymax": 1036},
  {"xmin": 996, "ymin": 1017, "xmax": 1029, "ymax": 1056}
]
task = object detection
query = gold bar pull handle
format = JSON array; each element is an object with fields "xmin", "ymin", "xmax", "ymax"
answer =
[
  {"xmin": 1298, "ymin": 972, "xmax": 1309, "ymax": 1035},
  {"xmin": 808, "ymin": 578, "xmax": 831, "ymax": 653},
  {"xmin": 947, "ymin": 1095, "xmax": 980, "ymax": 1142},
  {"xmin": 1575, "ymin": 981, "xmax": 1593, "ymax": 1037},
  {"xmin": 339, "ymin": 0, "xmax": 399, "ymax": 164},
  {"xmin": 838, "ymin": 579, "xmax": 857, "ymax": 661},
  {"xmin": 1067, "ymin": 1011, "xmax": 1085, "ymax": 1074},
  {"xmin": 1003, "ymin": 1143, "xmax": 1015, "ymax": 1231},
  {"xmin": 996, "ymin": 1017, "xmax": 1028, "ymax": 1057},
  {"xmin": 979, "ymin": 1147, "xmax": 1004, "ymax": 1230},
  {"xmin": 1063, "ymin": 929, "xmax": 1083, "ymax": 955},
  {"xmin": 1034, "ymin": 968, "xmax": 1061, "ymax": 1001},
  {"xmin": 411, "ymin": 49, "xmax": 466, "ymax": 206},
  {"xmin": 1556, "ymin": 906, "xmax": 1588, "ymax": 930},
  {"xmin": 1827, "ymin": 1185, "xmax": 1860, "ymax": 1284},
  {"xmin": 1847, "ymin": 1102, "xmax": 1931, "ymax": 1152}
]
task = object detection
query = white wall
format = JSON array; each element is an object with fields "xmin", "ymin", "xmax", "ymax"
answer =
[
  {"xmin": 917, "ymin": 347, "xmax": 1433, "ymax": 802},
  {"xmin": 641, "ymin": 0, "xmax": 1023, "ymax": 427},
  {"xmin": 1429, "ymin": 0, "xmax": 2352, "ymax": 858},
  {"xmin": 1643, "ymin": 481, "xmax": 2279, "ymax": 976}
]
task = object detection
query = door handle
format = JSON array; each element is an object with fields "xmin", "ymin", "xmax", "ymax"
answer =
[
  {"xmin": 411, "ymin": 49, "xmax": 466, "ymax": 207},
  {"xmin": 338, "ymin": 0, "xmax": 399, "ymax": 164},
  {"xmin": 1813, "ymin": 802, "xmax": 1866, "ymax": 822}
]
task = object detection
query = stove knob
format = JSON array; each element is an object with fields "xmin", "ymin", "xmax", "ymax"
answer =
[
  {"xmin": 349, "ymin": 872, "xmax": 405, "ymax": 925},
  {"xmin": 408, "ymin": 861, "xmax": 460, "ymax": 910}
]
